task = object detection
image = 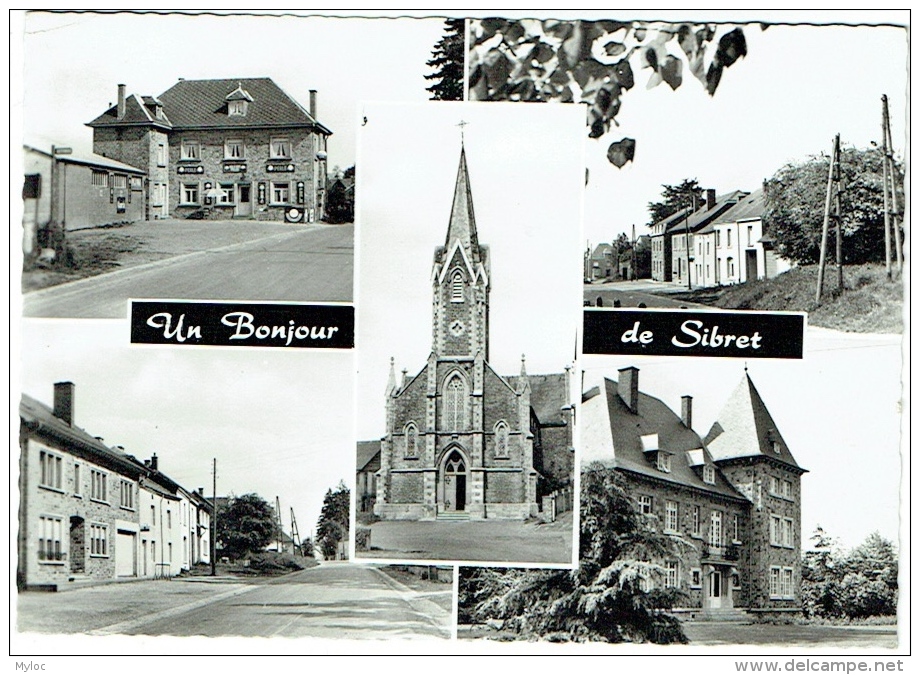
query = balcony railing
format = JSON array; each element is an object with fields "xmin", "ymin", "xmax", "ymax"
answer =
[{"xmin": 702, "ymin": 543, "xmax": 741, "ymax": 561}]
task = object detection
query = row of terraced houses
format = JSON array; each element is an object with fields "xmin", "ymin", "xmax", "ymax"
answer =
[
  {"xmin": 649, "ymin": 188, "xmax": 791, "ymax": 288},
  {"xmin": 18, "ymin": 382, "xmax": 213, "ymax": 591}
]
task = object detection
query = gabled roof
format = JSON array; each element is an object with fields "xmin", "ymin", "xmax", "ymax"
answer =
[
  {"xmin": 704, "ymin": 373, "xmax": 805, "ymax": 473},
  {"xmin": 506, "ymin": 372, "xmax": 569, "ymax": 426},
  {"xmin": 590, "ymin": 243, "xmax": 613, "ymax": 260},
  {"xmin": 711, "ymin": 188, "xmax": 764, "ymax": 225},
  {"xmin": 87, "ymin": 93, "xmax": 172, "ymax": 130},
  {"xmin": 649, "ymin": 206, "xmax": 690, "ymax": 234},
  {"xmin": 664, "ymin": 190, "xmax": 749, "ymax": 235},
  {"xmin": 444, "ymin": 145, "xmax": 481, "ymax": 259},
  {"xmin": 357, "ymin": 440, "xmax": 381, "ymax": 472},
  {"xmin": 588, "ymin": 378, "xmax": 749, "ymax": 501},
  {"xmin": 23, "ymin": 144, "xmax": 145, "ymax": 174}
]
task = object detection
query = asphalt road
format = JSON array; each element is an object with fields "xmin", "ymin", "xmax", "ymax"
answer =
[
  {"xmin": 18, "ymin": 563, "xmax": 450, "ymax": 640},
  {"xmin": 23, "ymin": 225, "xmax": 354, "ymax": 319}
]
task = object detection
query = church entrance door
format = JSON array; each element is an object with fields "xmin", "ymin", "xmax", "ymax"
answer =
[{"xmin": 442, "ymin": 449, "xmax": 467, "ymax": 512}]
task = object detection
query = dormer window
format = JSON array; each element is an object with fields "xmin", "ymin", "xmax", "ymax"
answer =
[
  {"xmin": 703, "ymin": 464, "xmax": 716, "ymax": 485},
  {"xmin": 229, "ymin": 100, "xmax": 248, "ymax": 117},
  {"xmin": 656, "ymin": 452, "xmax": 671, "ymax": 473}
]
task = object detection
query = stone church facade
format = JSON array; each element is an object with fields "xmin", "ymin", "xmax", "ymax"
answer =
[
  {"xmin": 582, "ymin": 367, "xmax": 807, "ymax": 618},
  {"xmin": 372, "ymin": 147, "xmax": 573, "ymax": 521}
]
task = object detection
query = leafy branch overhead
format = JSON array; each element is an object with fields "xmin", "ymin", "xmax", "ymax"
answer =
[{"xmin": 469, "ymin": 19, "xmax": 749, "ymax": 167}]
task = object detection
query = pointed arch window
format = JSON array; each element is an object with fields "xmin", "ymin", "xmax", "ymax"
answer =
[
  {"xmin": 443, "ymin": 373, "xmax": 467, "ymax": 430},
  {"xmin": 404, "ymin": 423, "xmax": 419, "ymax": 458},
  {"xmin": 494, "ymin": 421, "xmax": 509, "ymax": 458},
  {"xmin": 450, "ymin": 269, "xmax": 465, "ymax": 303}
]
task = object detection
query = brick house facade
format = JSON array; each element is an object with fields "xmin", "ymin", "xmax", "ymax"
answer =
[
  {"xmin": 582, "ymin": 367, "xmax": 806, "ymax": 618},
  {"xmin": 18, "ymin": 382, "xmax": 212, "ymax": 591},
  {"xmin": 88, "ymin": 78, "xmax": 331, "ymax": 222},
  {"xmin": 368, "ymin": 146, "xmax": 574, "ymax": 521}
]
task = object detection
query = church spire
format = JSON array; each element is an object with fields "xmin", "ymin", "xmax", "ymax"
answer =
[
  {"xmin": 444, "ymin": 143, "xmax": 480, "ymax": 257},
  {"xmin": 386, "ymin": 357, "xmax": 397, "ymax": 396}
]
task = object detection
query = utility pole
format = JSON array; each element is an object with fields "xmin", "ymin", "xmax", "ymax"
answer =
[
  {"xmin": 275, "ymin": 496, "xmax": 284, "ymax": 552},
  {"xmin": 882, "ymin": 95, "xmax": 902, "ymax": 276},
  {"xmin": 631, "ymin": 223, "xmax": 637, "ymax": 281},
  {"xmin": 816, "ymin": 134, "xmax": 841, "ymax": 303},
  {"xmin": 684, "ymin": 193, "xmax": 697, "ymax": 290},
  {"xmin": 290, "ymin": 508, "xmax": 302, "ymax": 557},
  {"xmin": 210, "ymin": 458, "xmax": 216, "ymax": 577}
]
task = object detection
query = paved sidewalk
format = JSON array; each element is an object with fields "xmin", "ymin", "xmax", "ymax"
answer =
[{"xmin": 359, "ymin": 512, "xmax": 574, "ymax": 564}]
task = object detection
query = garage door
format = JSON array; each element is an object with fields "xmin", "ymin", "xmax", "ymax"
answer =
[{"xmin": 115, "ymin": 530, "xmax": 137, "ymax": 577}]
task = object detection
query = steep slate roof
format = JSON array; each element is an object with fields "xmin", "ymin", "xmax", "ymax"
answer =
[
  {"xmin": 594, "ymin": 378, "xmax": 749, "ymax": 501},
  {"xmin": 711, "ymin": 188, "xmax": 764, "ymax": 224},
  {"xmin": 357, "ymin": 440, "xmax": 381, "ymax": 472},
  {"xmin": 649, "ymin": 206, "xmax": 690, "ymax": 234},
  {"xmin": 157, "ymin": 77, "xmax": 329, "ymax": 132},
  {"xmin": 444, "ymin": 145, "xmax": 480, "ymax": 256},
  {"xmin": 704, "ymin": 374, "xmax": 805, "ymax": 473},
  {"xmin": 665, "ymin": 190, "xmax": 749, "ymax": 235},
  {"xmin": 20, "ymin": 394, "xmax": 145, "ymax": 478},
  {"xmin": 507, "ymin": 372, "xmax": 570, "ymax": 426},
  {"xmin": 86, "ymin": 93, "xmax": 172, "ymax": 130}
]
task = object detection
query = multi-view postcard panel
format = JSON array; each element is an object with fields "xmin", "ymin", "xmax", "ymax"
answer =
[{"xmin": 15, "ymin": 10, "xmax": 907, "ymax": 655}]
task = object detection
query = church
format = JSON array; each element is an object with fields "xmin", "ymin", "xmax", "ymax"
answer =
[{"xmin": 366, "ymin": 145, "xmax": 574, "ymax": 521}]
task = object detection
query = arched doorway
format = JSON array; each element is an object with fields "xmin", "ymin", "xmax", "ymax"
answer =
[{"xmin": 439, "ymin": 448, "xmax": 468, "ymax": 512}]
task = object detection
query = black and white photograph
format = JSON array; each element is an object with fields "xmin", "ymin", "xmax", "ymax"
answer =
[
  {"xmin": 18, "ymin": 12, "xmax": 459, "ymax": 319},
  {"xmin": 353, "ymin": 102, "xmax": 583, "ymax": 565},
  {"xmin": 15, "ymin": 321, "xmax": 452, "ymax": 644}
]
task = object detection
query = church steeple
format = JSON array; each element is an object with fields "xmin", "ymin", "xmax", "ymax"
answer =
[
  {"xmin": 444, "ymin": 144, "xmax": 481, "ymax": 259},
  {"xmin": 432, "ymin": 142, "xmax": 491, "ymax": 360}
]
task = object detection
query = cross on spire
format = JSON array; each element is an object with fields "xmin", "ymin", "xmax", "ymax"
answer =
[{"xmin": 457, "ymin": 119, "xmax": 469, "ymax": 143}]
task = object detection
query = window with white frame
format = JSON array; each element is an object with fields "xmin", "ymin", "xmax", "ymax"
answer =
[
  {"xmin": 90, "ymin": 523, "xmax": 108, "ymax": 556},
  {"xmin": 690, "ymin": 568, "xmax": 702, "ymax": 588},
  {"xmin": 727, "ymin": 257, "xmax": 735, "ymax": 277},
  {"xmin": 782, "ymin": 567, "xmax": 794, "ymax": 598},
  {"xmin": 90, "ymin": 470, "xmax": 107, "ymax": 502},
  {"xmin": 39, "ymin": 450, "xmax": 63, "ymax": 490},
  {"xmin": 91, "ymin": 170, "xmax": 108, "ymax": 187},
  {"xmin": 112, "ymin": 174, "xmax": 127, "ymax": 189},
  {"xmin": 770, "ymin": 566, "xmax": 794, "ymax": 599},
  {"xmin": 38, "ymin": 515, "xmax": 64, "ymax": 562},
  {"xmin": 727, "ymin": 229, "xmax": 732, "ymax": 247},
  {"xmin": 157, "ymin": 143, "xmax": 167, "ymax": 167},
  {"xmin": 783, "ymin": 517, "xmax": 794, "ymax": 548},
  {"xmin": 656, "ymin": 452, "xmax": 671, "ymax": 473},
  {"xmin": 770, "ymin": 476, "xmax": 781, "ymax": 496},
  {"xmin": 732, "ymin": 513, "xmax": 741, "ymax": 543},
  {"xmin": 691, "ymin": 505, "xmax": 701, "ymax": 536},
  {"xmin": 229, "ymin": 100, "xmax": 248, "ymax": 117},
  {"xmin": 665, "ymin": 500, "xmax": 679, "ymax": 532},
  {"xmin": 665, "ymin": 560, "xmax": 680, "ymax": 588},
  {"xmin": 181, "ymin": 140, "xmax": 200, "ymax": 161},
  {"xmin": 703, "ymin": 464, "xmax": 715, "ymax": 485},
  {"xmin": 181, "ymin": 183, "xmax": 199, "ymax": 205},
  {"xmin": 270, "ymin": 182, "xmax": 290, "ymax": 204},
  {"xmin": 637, "ymin": 494, "xmax": 653, "ymax": 515},
  {"xmin": 709, "ymin": 510, "xmax": 723, "ymax": 547},
  {"xmin": 769, "ymin": 566, "xmax": 781, "ymax": 597},
  {"xmin": 219, "ymin": 183, "xmax": 235, "ymax": 204},
  {"xmin": 120, "ymin": 480, "xmax": 134, "ymax": 510},
  {"xmin": 783, "ymin": 479, "xmax": 793, "ymax": 500},
  {"xmin": 443, "ymin": 373, "xmax": 467, "ymax": 431},
  {"xmin": 770, "ymin": 514, "xmax": 782, "ymax": 546},
  {"xmin": 404, "ymin": 423, "xmax": 419, "ymax": 458},
  {"xmin": 494, "ymin": 421, "xmax": 509, "ymax": 458},
  {"xmin": 270, "ymin": 138, "xmax": 292, "ymax": 159},
  {"xmin": 224, "ymin": 139, "xmax": 244, "ymax": 159}
]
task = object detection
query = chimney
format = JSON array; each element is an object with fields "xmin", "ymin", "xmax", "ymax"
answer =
[
  {"xmin": 681, "ymin": 395, "xmax": 693, "ymax": 428},
  {"xmin": 149, "ymin": 453, "xmax": 158, "ymax": 471},
  {"xmin": 117, "ymin": 84, "xmax": 126, "ymax": 120},
  {"xmin": 706, "ymin": 188, "xmax": 716, "ymax": 210},
  {"xmin": 198, "ymin": 487, "xmax": 204, "ymax": 496},
  {"xmin": 617, "ymin": 367, "xmax": 639, "ymax": 413},
  {"xmin": 309, "ymin": 89, "xmax": 317, "ymax": 118},
  {"xmin": 53, "ymin": 381, "xmax": 75, "ymax": 425}
]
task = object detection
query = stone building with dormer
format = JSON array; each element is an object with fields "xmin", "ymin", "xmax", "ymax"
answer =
[
  {"xmin": 582, "ymin": 367, "xmax": 806, "ymax": 619},
  {"xmin": 87, "ymin": 77, "xmax": 331, "ymax": 222},
  {"xmin": 366, "ymin": 146, "xmax": 574, "ymax": 521}
]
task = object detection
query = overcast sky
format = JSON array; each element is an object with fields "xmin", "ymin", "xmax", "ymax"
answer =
[
  {"xmin": 582, "ymin": 326, "xmax": 904, "ymax": 551},
  {"xmin": 18, "ymin": 11, "xmax": 446, "ymax": 172},
  {"xmin": 20, "ymin": 320, "xmax": 355, "ymax": 542},
  {"xmin": 581, "ymin": 21, "xmax": 909, "ymax": 245},
  {"xmin": 355, "ymin": 102, "xmax": 584, "ymax": 441}
]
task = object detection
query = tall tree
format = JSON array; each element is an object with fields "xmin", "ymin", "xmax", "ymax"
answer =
[
  {"xmin": 426, "ymin": 18, "xmax": 466, "ymax": 101},
  {"xmin": 458, "ymin": 464, "xmax": 688, "ymax": 643},
  {"xmin": 763, "ymin": 146, "xmax": 904, "ymax": 265},
  {"xmin": 316, "ymin": 481, "xmax": 350, "ymax": 560},
  {"xmin": 217, "ymin": 493, "xmax": 277, "ymax": 560},
  {"xmin": 647, "ymin": 178, "xmax": 704, "ymax": 226},
  {"xmin": 470, "ymin": 20, "xmax": 750, "ymax": 166}
]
